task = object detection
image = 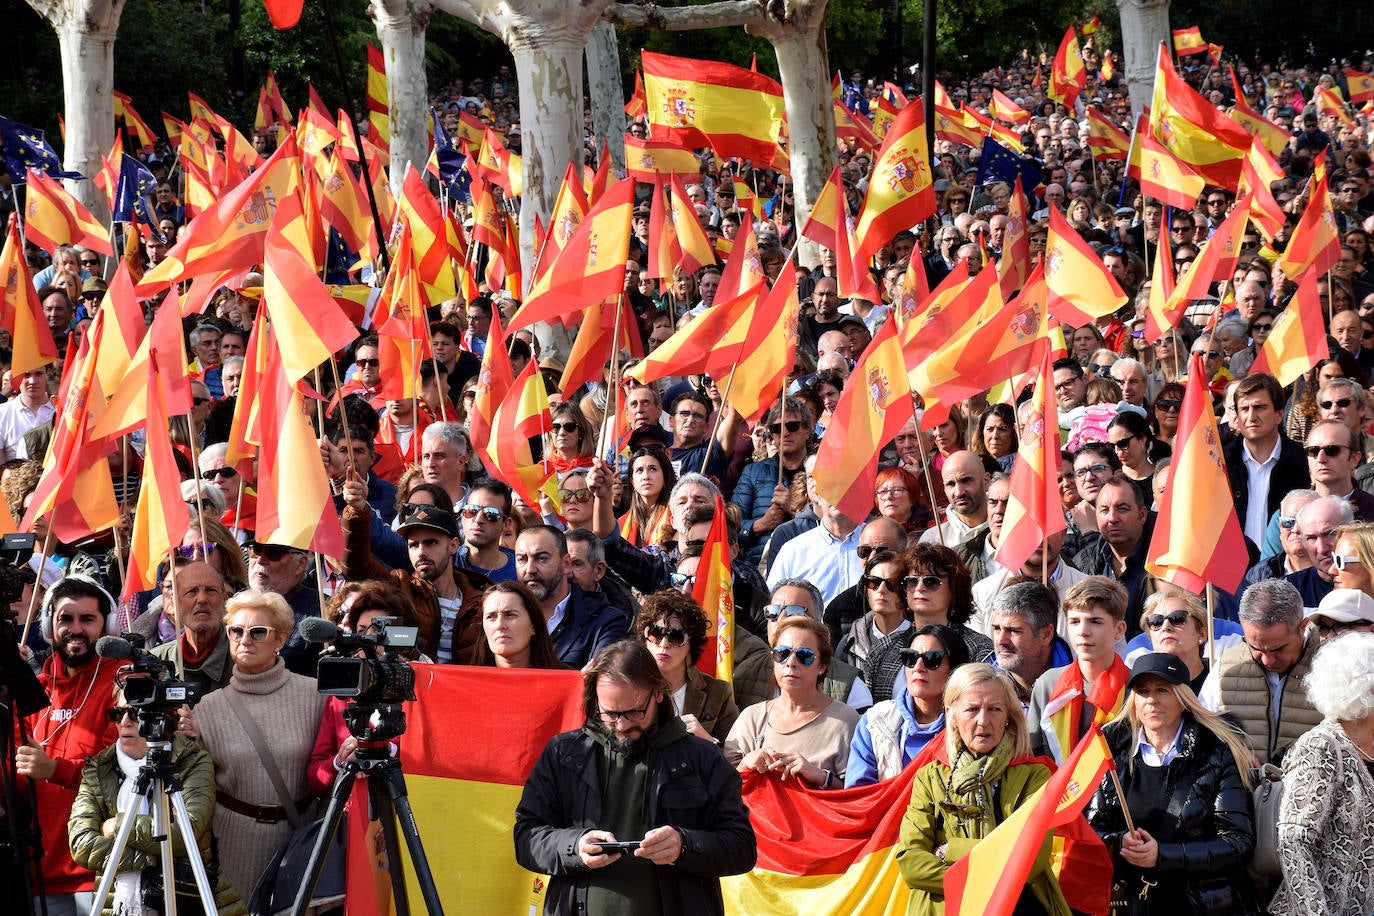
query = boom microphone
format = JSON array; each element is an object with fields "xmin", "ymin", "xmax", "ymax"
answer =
[
  {"xmin": 299, "ymin": 617, "xmax": 341, "ymax": 644},
  {"xmin": 95, "ymin": 635, "xmax": 137, "ymax": 660}
]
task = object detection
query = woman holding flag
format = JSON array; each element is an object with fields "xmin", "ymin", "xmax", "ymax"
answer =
[
  {"xmin": 1085, "ymin": 653, "xmax": 1259, "ymax": 915},
  {"xmin": 896, "ymin": 664, "xmax": 1071, "ymax": 915}
]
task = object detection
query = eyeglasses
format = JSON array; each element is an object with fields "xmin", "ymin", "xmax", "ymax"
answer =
[
  {"xmin": 1332, "ymin": 553, "xmax": 1364, "ymax": 572},
  {"xmin": 903, "ymin": 574, "xmax": 944, "ymax": 591},
  {"xmin": 643, "ymin": 623, "xmax": 688, "ymax": 647},
  {"xmin": 875, "ymin": 486, "xmax": 909, "ymax": 498},
  {"xmin": 862, "ymin": 575, "xmax": 901, "ymax": 593},
  {"xmin": 1311, "ymin": 619, "xmax": 1362, "ymax": 636},
  {"xmin": 771, "ymin": 645, "xmax": 818, "ymax": 666},
  {"xmin": 1304, "ymin": 444, "xmax": 1349, "ymax": 459},
  {"xmin": 1073, "ymin": 464, "xmax": 1111, "ymax": 479},
  {"xmin": 1199, "ymin": 349, "xmax": 1224, "ymax": 359},
  {"xmin": 1279, "ymin": 516, "xmax": 1298, "ymax": 530},
  {"xmin": 1251, "ymin": 323, "xmax": 1273, "ymax": 333},
  {"xmin": 899, "ymin": 649, "xmax": 947, "ymax": 670},
  {"xmin": 355, "ymin": 358, "xmax": 380, "ymax": 368},
  {"xmin": 1110, "ymin": 435, "xmax": 1137, "ymax": 451},
  {"xmin": 227, "ymin": 624, "xmax": 276, "ymax": 643},
  {"xmin": 460, "ymin": 505, "xmax": 505, "ymax": 522},
  {"xmin": 106, "ymin": 705, "xmax": 137, "ymax": 723},
  {"xmin": 669, "ymin": 572, "xmax": 696, "ymax": 591},
  {"xmin": 550, "ymin": 421, "xmax": 580, "ymax": 434},
  {"xmin": 558, "ymin": 487, "xmax": 592, "ymax": 504},
  {"xmin": 1145, "ymin": 610, "xmax": 1192, "ymax": 630},
  {"xmin": 201, "ymin": 466, "xmax": 238, "ymax": 481},
  {"xmin": 675, "ymin": 410, "xmax": 708, "ymax": 423},
  {"xmin": 249, "ymin": 545, "xmax": 300, "ymax": 562},
  {"xmin": 769, "ymin": 420, "xmax": 805, "ymax": 435},
  {"xmin": 81, "ymin": 258, "xmax": 100, "ymax": 267},
  {"xmin": 1155, "ymin": 399, "xmax": 1181, "ymax": 412},
  {"xmin": 598, "ymin": 699, "xmax": 653, "ymax": 724},
  {"xmin": 763, "ymin": 603, "xmax": 809, "ymax": 621},
  {"xmin": 193, "ymin": 397, "xmax": 210, "ymax": 407},
  {"xmin": 174, "ymin": 543, "xmax": 218, "ymax": 560},
  {"xmin": 1318, "ymin": 398, "xmax": 1354, "ymax": 411}
]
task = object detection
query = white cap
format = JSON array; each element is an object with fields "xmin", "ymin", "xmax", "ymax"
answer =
[{"xmin": 1306, "ymin": 588, "xmax": 1374, "ymax": 624}]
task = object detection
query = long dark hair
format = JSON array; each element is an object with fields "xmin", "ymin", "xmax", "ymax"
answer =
[
  {"xmin": 624, "ymin": 446, "xmax": 676, "ymax": 531},
  {"xmin": 473, "ymin": 581, "xmax": 562, "ymax": 669}
]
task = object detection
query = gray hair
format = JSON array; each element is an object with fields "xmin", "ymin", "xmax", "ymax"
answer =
[
  {"xmin": 990, "ymin": 581, "xmax": 1058, "ymax": 634},
  {"xmin": 1215, "ymin": 315, "xmax": 1249, "ymax": 339},
  {"xmin": 1296, "ymin": 494, "xmax": 1355, "ymax": 531},
  {"xmin": 771, "ymin": 578, "xmax": 825, "ymax": 618},
  {"xmin": 1110, "ymin": 357, "xmax": 1145, "ymax": 380},
  {"xmin": 220, "ymin": 355, "xmax": 245, "ymax": 373},
  {"xmin": 1318, "ymin": 377, "xmax": 1369, "ymax": 411},
  {"xmin": 564, "ymin": 528, "xmax": 605, "ymax": 566},
  {"xmin": 1304, "ymin": 631, "xmax": 1374, "ymax": 721},
  {"xmin": 423, "ymin": 421, "xmax": 481, "ymax": 473},
  {"xmin": 1238, "ymin": 578, "xmax": 1304, "ymax": 630},
  {"xmin": 190, "ymin": 323, "xmax": 221, "ymax": 346},
  {"xmin": 1280, "ymin": 488, "xmax": 1320, "ymax": 516},
  {"xmin": 198, "ymin": 442, "xmax": 229, "ymax": 471},
  {"xmin": 671, "ymin": 472, "xmax": 720, "ymax": 504}
]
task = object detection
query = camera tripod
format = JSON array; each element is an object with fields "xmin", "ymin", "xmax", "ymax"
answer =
[
  {"xmin": 89, "ymin": 738, "xmax": 218, "ymax": 916},
  {"xmin": 290, "ymin": 716, "xmax": 444, "ymax": 916}
]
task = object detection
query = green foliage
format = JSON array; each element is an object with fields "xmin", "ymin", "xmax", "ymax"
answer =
[
  {"xmin": 115, "ymin": 0, "xmax": 230, "ymax": 123},
  {"xmin": 1168, "ymin": 0, "xmax": 1374, "ymax": 67},
  {"xmin": 0, "ymin": 0, "xmax": 63, "ymax": 135},
  {"xmin": 897, "ymin": 0, "xmax": 1094, "ymax": 75}
]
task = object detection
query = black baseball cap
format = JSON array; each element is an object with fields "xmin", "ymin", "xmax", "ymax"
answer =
[
  {"xmin": 1125, "ymin": 652, "xmax": 1190, "ymax": 690},
  {"xmin": 396, "ymin": 504, "xmax": 458, "ymax": 539}
]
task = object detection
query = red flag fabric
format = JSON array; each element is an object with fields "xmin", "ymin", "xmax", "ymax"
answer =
[
  {"xmin": 1172, "ymin": 26, "xmax": 1207, "ymax": 55},
  {"xmin": 1251, "ymin": 271, "xmax": 1330, "ymax": 388},
  {"xmin": 995, "ymin": 348, "xmax": 1064, "ymax": 573},
  {"xmin": 1043, "ymin": 207, "xmax": 1127, "ymax": 326},
  {"xmin": 1276, "ymin": 157, "xmax": 1342, "ymax": 280},
  {"xmin": 691, "ymin": 494, "xmax": 735, "ymax": 681},
  {"xmin": 23, "ymin": 169, "xmax": 113, "ymax": 256},
  {"xmin": 0, "ymin": 217, "xmax": 60, "ymax": 376},
  {"xmin": 641, "ymin": 50, "xmax": 785, "ymax": 164},
  {"xmin": 123, "ymin": 358, "xmax": 190, "ymax": 597},
  {"xmin": 854, "ymin": 102, "xmax": 937, "ymax": 263},
  {"xmin": 1049, "ymin": 28, "xmax": 1087, "ymax": 107}
]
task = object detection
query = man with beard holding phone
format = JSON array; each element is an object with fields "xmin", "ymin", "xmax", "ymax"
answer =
[
  {"xmin": 515, "ymin": 641, "xmax": 756, "ymax": 915},
  {"xmin": 16, "ymin": 576, "xmax": 120, "ymax": 916}
]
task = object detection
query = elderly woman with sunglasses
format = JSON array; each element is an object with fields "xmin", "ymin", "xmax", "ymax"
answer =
[
  {"xmin": 179, "ymin": 590, "xmax": 325, "ymax": 902},
  {"xmin": 725, "ymin": 616, "xmax": 860, "ymax": 789},
  {"xmin": 846, "ymin": 624, "xmax": 971, "ymax": 787},
  {"xmin": 836, "ymin": 549, "xmax": 917, "ymax": 705},
  {"xmin": 636, "ymin": 589, "xmax": 739, "ymax": 744}
]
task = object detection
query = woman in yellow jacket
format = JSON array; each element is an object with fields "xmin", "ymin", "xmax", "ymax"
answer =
[{"xmin": 895, "ymin": 663, "xmax": 1070, "ymax": 916}]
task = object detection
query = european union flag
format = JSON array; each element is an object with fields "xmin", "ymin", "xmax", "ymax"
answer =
[
  {"xmin": 431, "ymin": 108, "xmax": 471, "ymax": 204},
  {"xmin": 0, "ymin": 115, "xmax": 83, "ymax": 183},
  {"xmin": 974, "ymin": 137, "xmax": 1044, "ymax": 196},
  {"xmin": 112, "ymin": 154, "xmax": 159, "ymax": 233}
]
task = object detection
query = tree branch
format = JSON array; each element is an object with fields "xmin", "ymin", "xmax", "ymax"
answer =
[
  {"xmin": 23, "ymin": 0, "xmax": 65, "ymax": 25},
  {"xmin": 602, "ymin": 0, "xmax": 768, "ymax": 31}
]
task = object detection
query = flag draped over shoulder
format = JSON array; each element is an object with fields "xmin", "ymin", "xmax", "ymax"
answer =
[
  {"xmin": 1146, "ymin": 352, "xmax": 1248, "ymax": 594},
  {"xmin": 641, "ymin": 51, "xmax": 784, "ymax": 164}
]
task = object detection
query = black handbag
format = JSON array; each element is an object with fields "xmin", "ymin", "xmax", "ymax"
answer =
[{"xmin": 247, "ymin": 812, "xmax": 347, "ymax": 916}]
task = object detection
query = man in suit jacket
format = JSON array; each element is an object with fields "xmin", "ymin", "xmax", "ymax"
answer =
[{"xmin": 1223, "ymin": 374, "xmax": 1309, "ymax": 546}]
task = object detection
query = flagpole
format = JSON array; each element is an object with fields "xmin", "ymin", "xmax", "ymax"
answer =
[
  {"xmin": 183, "ymin": 387, "xmax": 210, "ymax": 544},
  {"xmin": 169, "ymin": 556, "xmax": 186, "ymax": 696},
  {"xmin": 777, "ymin": 374, "xmax": 789, "ymax": 489},
  {"xmin": 18, "ymin": 528, "xmax": 55, "ymax": 647},
  {"xmin": 1205, "ymin": 583, "xmax": 1216, "ymax": 669},
  {"xmin": 325, "ymin": 360, "xmax": 360, "ymax": 480},
  {"xmin": 595, "ymin": 295, "xmax": 626, "ymax": 461},
  {"xmin": 410, "ymin": 338, "xmax": 422, "ymax": 464},
  {"xmin": 700, "ymin": 366, "xmax": 736, "ymax": 477},
  {"xmin": 1107, "ymin": 764, "xmax": 1137, "ymax": 834},
  {"xmin": 908, "ymin": 395, "xmax": 946, "ymax": 547}
]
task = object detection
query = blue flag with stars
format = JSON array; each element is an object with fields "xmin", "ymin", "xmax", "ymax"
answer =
[
  {"xmin": 974, "ymin": 137, "xmax": 1043, "ymax": 195},
  {"xmin": 112, "ymin": 154, "xmax": 160, "ymax": 234},
  {"xmin": 0, "ymin": 115, "xmax": 82, "ymax": 183},
  {"xmin": 431, "ymin": 108, "xmax": 471, "ymax": 204}
]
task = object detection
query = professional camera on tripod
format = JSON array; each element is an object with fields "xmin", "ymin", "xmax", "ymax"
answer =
[{"xmin": 288, "ymin": 615, "xmax": 444, "ymax": 916}]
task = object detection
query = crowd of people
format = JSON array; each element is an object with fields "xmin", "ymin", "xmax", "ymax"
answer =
[{"xmin": 7, "ymin": 33, "xmax": 1374, "ymax": 916}]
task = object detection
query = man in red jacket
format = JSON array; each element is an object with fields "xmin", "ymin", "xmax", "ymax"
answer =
[{"xmin": 16, "ymin": 576, "xmax": 119, "ymax": 916}]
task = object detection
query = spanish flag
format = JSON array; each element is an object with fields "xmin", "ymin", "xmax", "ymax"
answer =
[
  {"xmin": 1101, "ymin": 52, "xmax": 1114, "ymax": 83},
  {"xmin": 1251, "ymin": 272, "xmax": 1329, "ymax": 387},
  {"xmin": 854, "ymin": 102, "xmax": 936, "ymax": 263},
  {"xmin": 1149, "ymin": 44, "xmax": 1249, "ymax": 188},
  {"xmin": 90, "ymin": 263, "xmax": 145, "ymax": 397},
  {"xmin": 356, "ymin": 667, "xmax": 584, "ymax": 915},
  {"xmin": 1142, "ymin": 219, "xmax": 1178, "ymax": 343},
  {"xmin": 642, "ymin": 50, "xmax": 785, "ymax": 165},
  {"xmin": 1172, "ymin": 26, "xmax": 1207, "ymax": 56},
  {"xmin": 365, "ymin": 44, "xmax": 390, "ymax": 155},
  {"xmin": 1037, "ymin": 659, "xmax": 1128, "ymax": 766},
  {"xmin": 834, "ymin": 101, "xmax": 881, "ymax": 152},
  {"xmin": 1043, "ymin": 206, "xmax": 1126, "ymax": 326},
  {"xmin": 1347, "ymin": 68, "xmax": 1374, "ymax": 104},
  {"xmin": 721, "ymin": 265, "xmax": 801, "ymax": 422},
  {"xmin": 625, "ymin": 67, "xmax": 647, "ymax": 118},
  {"xmin": 1226, "ymin": 72, "xmax": 1291, "ymax": 157},
  {"xmin": 623, "ymin": 134, "xmax": 700, "ymax": 183},
  {"xmin": 559, "ymin": 295, "xmax": 642, "ymax": 396},
  {"xmin": 1085, "ymin": 107, "xmax": 1130, "ymax": 161},
  {"xmin": 934, "ymin": 102, "xmax": 983, "ymax": 149},
  {"xmin": 692, "ymin": 494, "xmax": 736, "ymax": 681},
  {"xmin": 318, "ymin": 149, "xmax": 377, "ymax": 259},
  {"xmin": 92, "ymin": 282, "xmax": 193, "ymax": 442},
  {"xmin": 22, "ymin": 168, "xmax": 113, "ymax": 256},
  {"xmin": 1049, "ymin": 27, "xmax": 1087, "ymax": 108},
  {"xmin": 1316, "ymin": 85, "xmax": 1356, "ymax": 128},
  {"xmin": 1129, "ymin": 129, "xmax": 1206, "ymax": 210},
  {"xmin": 113, "ymin": 90, "xmax": 158, "ymax": 153},
  {"xmin": 995, "ymin": 347, "xmax": 1064, "ymax": 576},
  {"xmin": 943, "ymin": 728, "xmax": 1113, "ymax": 916},
  {"xmin": 532, "ymin": 163, "xmax": 589, "ymax": 284},
  {"xmin": 1146, "ymin": 351, "xmax": 1248, "ymax": 594},
  {"xmin": 991, "ymin": 89, "xmax": 1030, "ymax": 125},
  {"xmin": 0, "ymin": 216, "xmax": 59, "ymax": 378},
  {"xmin": 814, "ymin": 317, "xmax": 913, "ymax": 524},
  {"xmin": 1081, "ymin": 14, "xmax": 1100, "ymax": 35},
  {"xmin": 997, "ymin": 175, "xmax": 1032, "ymax": 299},
  {"xmin": 1276, "ymin": 157, "xmax": 1342, "ymax": 281},
  {"xmin": 798, "ymin": 166, "xmax": 844, "ymax": 253},
  {"xmin": 1240, "ymin": 138, "xmax": 1287, "ymax": 240},
  {"xmin": 484, "ymin": 360, "xmax": 557, "ymax": 510},
  {"xmin": 124, "ymin": 358, "xmax": 189, "ymax": 597},
  {"xmin": 1163, "ymin": 198, "xmax": 1250, "ymax": 312}
]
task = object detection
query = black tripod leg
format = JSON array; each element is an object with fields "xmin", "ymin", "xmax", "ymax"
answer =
[
  {"xmin": 371, "ymin": 775, "xmax": 411, "ymax": 916},
  {"xmin": 377, "ymin": 763, "xmax": 445, "ymax": 916},
  {"xmin": 288, "ymin": 764, "xmax": 357, "ymax": 916}
]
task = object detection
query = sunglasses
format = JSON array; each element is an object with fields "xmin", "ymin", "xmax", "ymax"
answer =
[
  {"xmin": 1145, "ymin": 610, "xmax": 1192, "ymax": 630},
  {"xmin": 771, "ymin": 645, "xmax": 818, "ymax": 666},
  {"xmin": 899, "ymin": 649, "xmax": 947, "ymax": 670},
  {"xmin": 769, "ymin": 420, "xmax": 805, "ymax": 435},
  {"xmin": 81, "ymin": 291, "xmax": 103, "ymax": 301},
  {"xmin": 669, "ymin": 572, "xmax": 696, "ymax": 591},
  {"xmin": 903, "ymin": 574, "xmax": 944, "ymax": 591},
  {"xmin": 81, "ymin": 259, "xmax": 100, "ymax": 267},
  {"xmin": 355, "ymin": 358, "xmax": 380, "ymax": 368},
  {"xmin": 856, "ymin": 544, "xmax": 887, "ymax": 560},
  {"xmin": 558, "ymin": 487, "xmax": 592, "ymax": 504},
  {"xmin": 862, "ymin": 575, "xmax": 901, "ymax": 593},
  {"xmin": 249, "ymin": 545, "xmax": 300, "ymax": 562},
  {"xmin": 227, "ymin": 624, "xmax": 276, "ymax": 643},
  {"xmin": 1110, "ymin": 436, "xmax": 1136, "ymax": 451},
  {"xmin": 1279, "ymin": 515, "xmax": 1298, "ymax": 530},
  {"xmin": 1332, "ymin": 553, "xmax": 1363, "ymax": 572},
  {"xmin": 106, "ymin": 705, "xmax": 137, "ymax": 723},
  {"xmin": 1155, "ymin": 399, "xmax": 1181, "ymax": 412},
  {"xmin": 1251, "ymin": 323, "xmax": 1273, "ymax": 333},
  {"xmin": 1304, "ymin": 444, "xmax": 1349, "ymax": 458},
  {"xmin": 1318, "ymin": 398, "xmax": 1354, "ymax": 410},
  {"xmin": 460, "ymin": 505, "xmax": 505, "ymax": 522},
  {"xmin": 201, "ymin": 466, "xmax": 238, "ymax": 481},
  {"xmin": 550, "ymin": 421, "xmax": 580, "ymax": 434},
  {"xmin": 764, "ymin": 603, "xmax": 809, "ymax": 621},
  {"xmin": 644, "ymin": 623, "xmax": 688, "ymax": 647},
  {"xmin": 174, "ymin": 543, "xmax": 218, "ymax": 560},
  {"xmin": 193, "ymin": 397, "xmax": 210, "ymax": 407}
]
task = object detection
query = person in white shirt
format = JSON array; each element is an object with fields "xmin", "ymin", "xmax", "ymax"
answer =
[{"xmin": 0, "ymin": 367, "xmax": 55, "ymax": 461}]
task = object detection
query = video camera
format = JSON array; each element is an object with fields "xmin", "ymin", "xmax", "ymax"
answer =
[
  {"xmin": 97, "ymin": 634, "xmax": 205, "ymax": 742},
  {"xmin": 302, "ymin": 616, "xmax": 417, "ymax": 742}
]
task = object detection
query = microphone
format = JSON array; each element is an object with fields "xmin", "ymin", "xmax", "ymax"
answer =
[
  {"xmin": 95, "ymin": 635, "xmax": 137, "ymax": 660},
  {"xmin": 299, "ymin": 617, "xmax": 341, "ymax": 644}
]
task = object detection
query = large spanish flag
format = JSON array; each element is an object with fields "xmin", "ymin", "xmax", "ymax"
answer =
[
  {"xmin": 1049, "ymin": 27, "xmax": 1087, "ymax": 108},
  {"xmin": 692, "ymin": 494, "xmax": 736, "ymax": 682},
  {"xmin": 1086, "ymin": 107, "xmax": 1130, "ymax": 161},
  {"xmin": 362, "ymin": 666, "xmax": 585, "ymax": 915},
  {"xmin": 1043, "ymin": 206, "xmax": 1126, "ymax": 325},
  {"xmin": 1149, "ymin": 44, "xmax": 1249, "ymax": 188},
  {"xmin": 1276, "ymin": 156, "xmax": 1342, "ymax": 281},
  {"xmin": 995, "ymin": 347, "xmax": 1064, "ymax": 575},
  {"xmin": 1129, "ymin": 129, "xmax": 1206, "ymax": 210},
  {"xmin": 642, "ymin": 50, "xmax": 784, "ymax": 164},
  {"xmin": 1172, "ymin": 26, "xmax": 1207, "ymax": 56},
  {"xmin": 1347, "ymin": 68, "xmax": 1374, "ymax": 104},
  {"xmin": 1146, "ymin": 352, "xmax": 1248, "ymax": 594},
  {"xmin": 23, "ymin": 169, "xmax": 113, "ymax": 256},
  {"xmin": 854, "ymin": 102, "xmax": 936, "ymax": 263},
  {"xmin": 1251, "ymin": 272, "xmax": 1329, "ymax": 388}
]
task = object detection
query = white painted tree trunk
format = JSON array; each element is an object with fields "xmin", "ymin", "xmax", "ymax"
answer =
[
  {"xmin": 585, "ymin": 20, "xmax": 626, "ymax": 176},
  {"xmin": 370, "ymin": 0, "xmax": 434, "ymax": 196},
  {"xmin": 1116, "ymin": 0, "xmax": 1170, "ymax": 120},
  {"xmin": 771, "ymin": 27, "xmax": 833, "ymax": 267},
  {"xmin": 56, "ymin": 23, "xmax": 115, "ymax": 220}
]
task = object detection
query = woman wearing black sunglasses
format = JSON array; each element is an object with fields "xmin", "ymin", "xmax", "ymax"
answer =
[
  {"xmin": 635, "ymin": 589, "xmax": 738, "ymax": 744},
  {"xmin": 846, "ymin": 625, "xmax": 970, "ymax": 787},
  {"xmin": 836, "ymin": 549, "xmax": 915, "ymax": 705},
  {"xmin": 724, "ymin": 616, "xmax": 859, "ymax": 789}
]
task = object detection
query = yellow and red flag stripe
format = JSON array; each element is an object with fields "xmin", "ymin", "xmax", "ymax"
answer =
[
  {"xmin": 854, "ymin": 102, "xmax": 936, "ymax": 263},
  {"xmin": 995, "ymin": 347, "xmax": 1063, "ymax": 575},
  {"xmin": 366, "ymin": 44, "xmax": 390, "ymax": 155},
  {"xmin": 623, "ymin": 134, "xmax": 700, "ymax": 183},
  {"xmin": 1129, "ymin": 129, "xmax": 1206, "ymax": 210},
  {"xmin": 1043, "ymin": 207, "xmax": 1127, "ymax": 326},
  {"xmin": 1049, "ymin": 27, "xmax": 1087, "ymax": 107},
  {"xmin": 23, "ymin": 169, "xmax": 113, "ymax": 256},
  {"xmin": 1150, "ymin": 44, "xmax": 1249, "ymax": 188},
  {"xmin": 0, "ymin": 216, "xmax": 59, "ymax": 377},
  {"xmin": 1085, "ymin": 108, "xmax": 1131, "ymax": 161},
  {"xmin": 113, "ymin": 90, "xmax": 158, "ymax": 153},
  {"xmin": 692, "ymin": 494, "xmax": 736, "ymax": 681},
  {"xmin": 1172, "ymin": 26, "xmax": 1207, "ymax": 56},
  {"xmin": 1251, "ymin": 272, "xmax": 1329, "ymax": 386},
  {"xmin": 642, "ymin": 50, "xmax": 785, "ymax": 165},
  {"xmin": 1346, "ymin": 68, "xmax": 1374, "ymax": 104}
]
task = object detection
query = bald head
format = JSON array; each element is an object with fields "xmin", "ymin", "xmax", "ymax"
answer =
[
  {"xmin": 859, "ymin": 516, "xmax": 907, "ymax": 550},
  {"xmin": 942, "ymin": 450, "xmax": 990, "ymax": 523},
  {"xmin": 817, "ymin": 330, "xmax": 851, "ymax": 361}
]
